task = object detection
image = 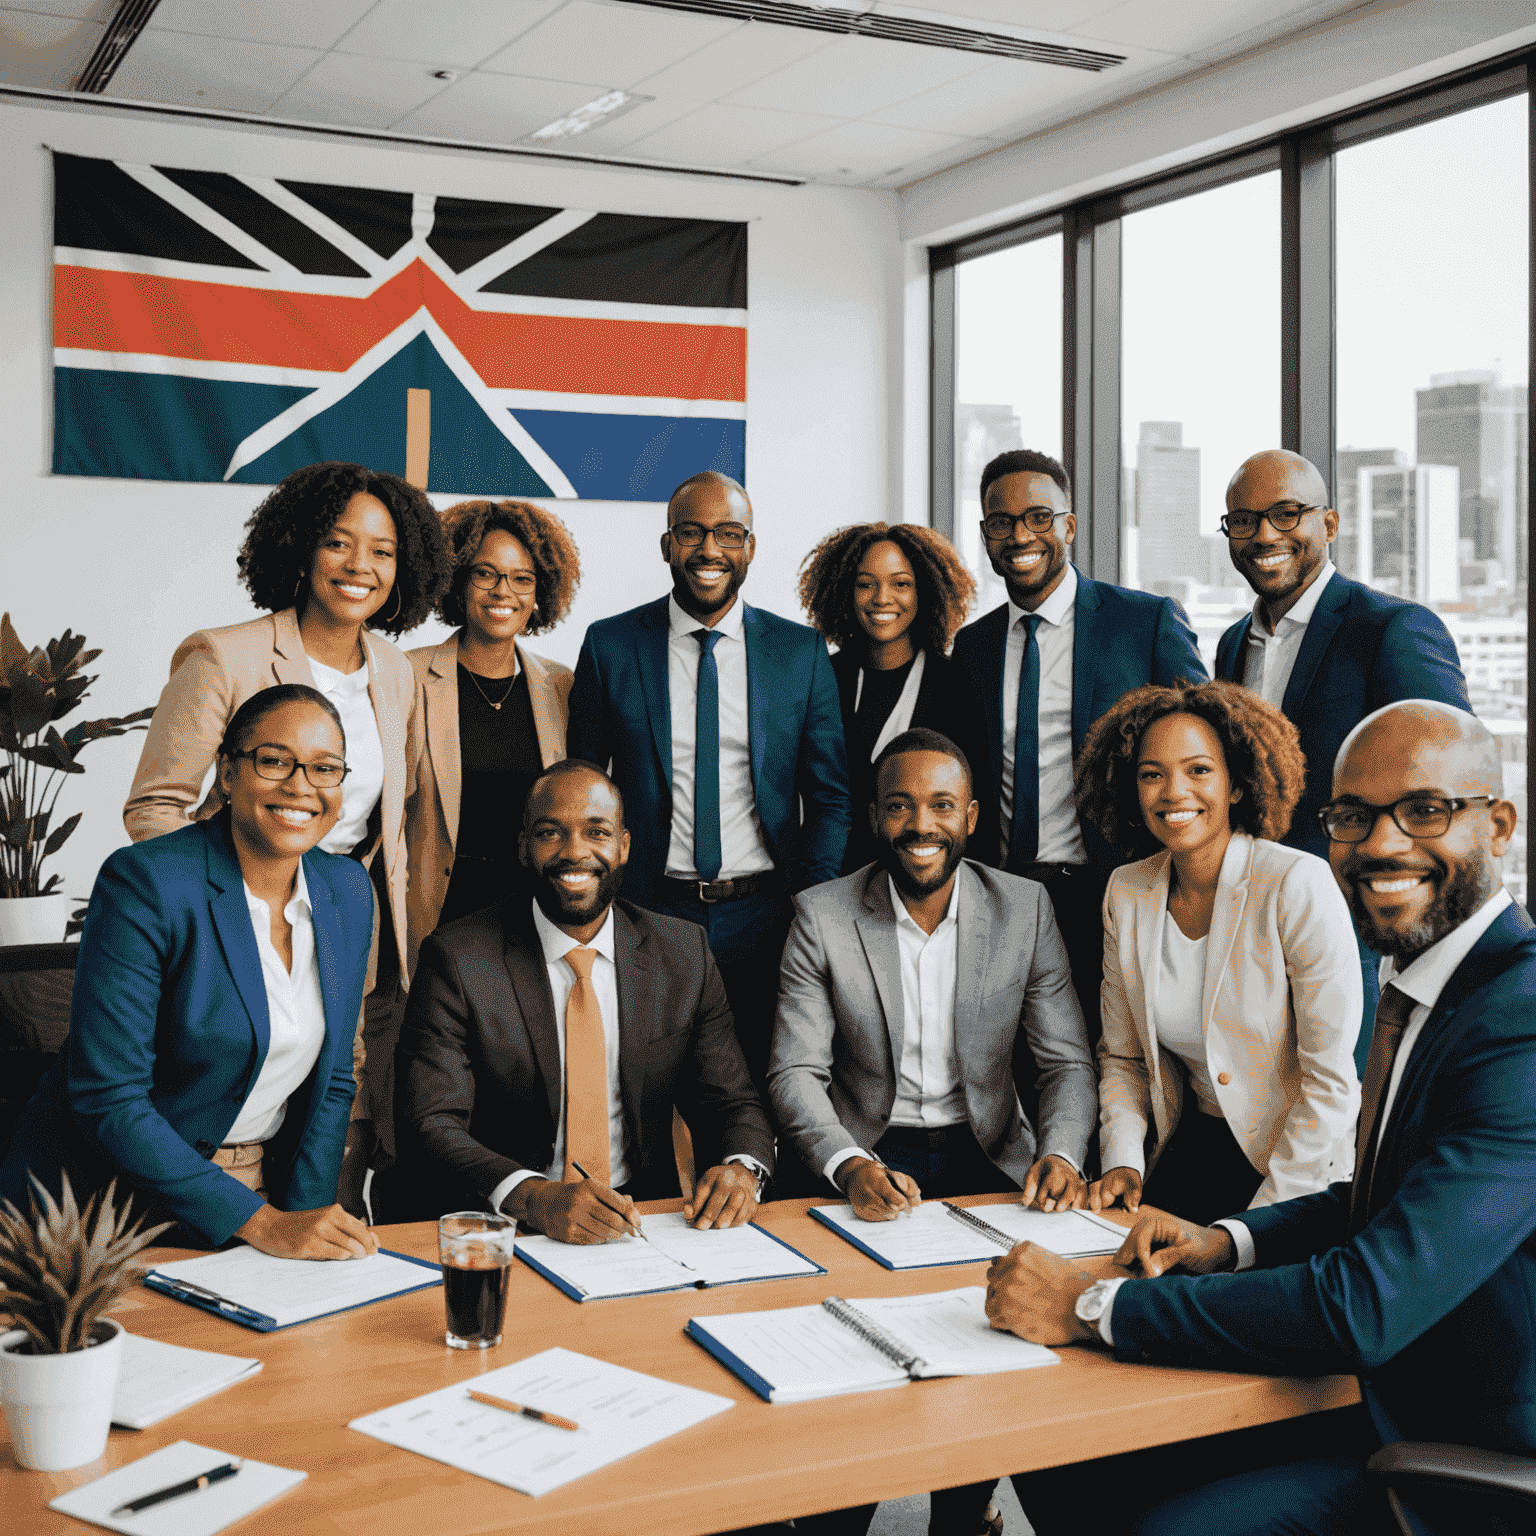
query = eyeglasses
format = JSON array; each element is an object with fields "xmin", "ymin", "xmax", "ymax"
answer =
[
  {"xmin": 467, "ymin": 565, "xmax": 537, "ymax": 593},
  {"xmin": 1317, "ymin": 794, "xmax": 1496, "ymax": 843},
  {"xmin": 981, "ymin": 509, "xmax": 1069, "ymax": 539},
  {"xmin": 668, "ymin": 521, "xmax": 750, "ymax": 549},
  {"xmin": 1220, "ymin": 503, "xmax": 1325, "ymax": 539},
  {"xmin": 231, "ymin": 746, "xmax": 350, "ymax": 789}
]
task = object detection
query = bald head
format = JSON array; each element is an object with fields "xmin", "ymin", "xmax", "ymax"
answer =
[
  {"xmin": 1226, "ymin": 449, "xmax": 1329, "ymax": 508},
  {"xmin": 1335, "ymin": 701, "xmax": 1502, "ymax": 798},
  {"xmin": 523, "ymin": 759, "xmax": 625, "ymax": 832},
  {"xmin": 669, "ymin": 471, "xmax": 752, "ymax": 524}
]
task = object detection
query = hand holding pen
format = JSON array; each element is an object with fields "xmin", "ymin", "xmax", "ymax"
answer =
[{"xmin": 515, "ymin": 1163, "xmax": 642, "ymax": 1245}]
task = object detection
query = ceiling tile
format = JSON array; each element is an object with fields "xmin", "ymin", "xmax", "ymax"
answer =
[
  {"xmin": 875, "ymin": 1, "xmax": 1118, "ymax": 28},
  {"xmin": 2, "ymin": 0, "xmax": 113, "ymax": 18},
  {"xmin": 390, "ymin": 70, "xmax": 597, "ymax": 142},
  {"xmin": 749, "ymin": 118, "xmax": 972, "ymax": 179},
  {"xmin": 269, "ymin": 51, "xmax": 452, "ymax": 129},
  {"xmin": 104, "ymin": 30, "xmax": 320, "ymax": 112},
  {"xmin": 631, "ymin": 19, "xmax": 837, "ymax": 103},
  {"xmin": 333, "ymin": 0, "xmax": 565, "ymax": 68},
  {"xmin": 481, "ymin": 1, "xmax": 741, "ymax": 91},
  {"xmin": 1070, "ymin": 0, "xmax": 1336, "ymax": 53},
  {"xmin": 0, "ymin": 10, "xmax": 101, "ymax": 89},
  {"xmin": 725, "ymin": 33, "xmax": 989, "ymax": 118},
  {"xmin": 625, "ymin": 102, "xmax": 842, "ymax": 165},
  {"xmin": 550, "ymin": 94, "xmax": 699, "ymax": 154},
  {"xmin": 866, "ymin": 55, "xmax": 1091, "ymax": 137},
  {"xmin": 145, "ymin": 0, "xmax": 373, "ymax": 50}
]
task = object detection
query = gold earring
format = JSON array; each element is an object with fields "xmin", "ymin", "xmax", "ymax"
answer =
[{"xmin": 383, "ymin": 587, "xmax": 402, "ymax": 623}]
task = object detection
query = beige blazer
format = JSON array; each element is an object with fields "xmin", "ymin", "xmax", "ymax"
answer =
[
  {"xmin": 1097, "ymin": 831, "xmax": 1361, "ymax": 1208},
  {"xmin": 123, "ymin": 608, "xmax": 416, "ymax": 981},
  {"xmin": 403, "ymin": 633, "xmax": 572, "ymax": 979}
]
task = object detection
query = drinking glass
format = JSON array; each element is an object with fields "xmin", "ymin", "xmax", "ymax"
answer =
[{"xmin": 438, "ymin": 1211, "xmax": 517, "ymax": 1349}]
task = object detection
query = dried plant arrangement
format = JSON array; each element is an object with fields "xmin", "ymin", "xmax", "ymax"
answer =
[{"xmin": 0, "ymin": 1173, "xmax": 171, "ymax": 1354}]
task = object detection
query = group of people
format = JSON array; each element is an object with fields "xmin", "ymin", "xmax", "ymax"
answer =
[{"xmin": 2, "ymin": 442, "xmax": 1531, "ymax": 1536}]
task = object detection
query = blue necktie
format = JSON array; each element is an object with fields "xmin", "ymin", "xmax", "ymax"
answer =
[
  {"xmin": 693, "ymin": 628, "xmax": 723, "ymax": 882},
  {"xmin": 1008, "ymin": 614, "xmax": 1043, "ymax": 871}
]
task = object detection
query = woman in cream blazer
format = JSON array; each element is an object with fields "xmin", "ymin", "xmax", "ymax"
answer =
[{"xmin": 1075, "ymin": 679, "xmax": 1361, "ymax": 1222}]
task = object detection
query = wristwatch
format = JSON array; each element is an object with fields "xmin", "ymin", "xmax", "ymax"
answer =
[{"xmin": 1074, "ymin": 1279, "xmax": 1118, "ymax": 1337}]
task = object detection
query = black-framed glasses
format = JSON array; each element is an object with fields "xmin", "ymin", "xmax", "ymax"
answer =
[
  {"xmin": 982, "ymin": 509, "xmax": 1069, "ymax": 539},
  {"xmin": 467, "ymin": 565, "xmax": 537, "ymax": 593},
  {"xmin": 1220, "ymin": 503, "xmax": 1326, "ymax": 539},
  {"xmin": 1318, "ymin": 794, "xmax": 1496, "ymax": 843},
  {"xmin": 668, "ymin": 521, "xmax": 750, "ymax": 549},
  {"xmin": 231, "ymin": 746, "xmax": 350, "ymax": 789}
]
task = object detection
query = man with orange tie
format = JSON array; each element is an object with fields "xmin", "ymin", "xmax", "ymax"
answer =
[{"xmin": 394, "ymin": 760, "xmax": 773, "ymax": 1238}]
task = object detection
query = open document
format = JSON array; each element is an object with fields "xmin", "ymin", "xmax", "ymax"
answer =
[{"xmin": 112, "ymin": 1335, "xmax": 263, "ymax": 1429}]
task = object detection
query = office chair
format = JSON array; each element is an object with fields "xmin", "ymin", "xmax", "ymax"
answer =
[
  {"xmin": 0, "ymin": 941, "xmax": 77, "ymax": 1163},
  {"xmin": 1369, "ymin": 1441, "xmax": 1536, "ymax": 1534}
]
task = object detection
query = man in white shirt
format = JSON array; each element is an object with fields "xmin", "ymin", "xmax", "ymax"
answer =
[
  {"xmin": 394, "ymin": 761, "xmax": 773, "ymax": 1239},
  {"xmin": 987, "ymin": 700, "xmax": 1535, "ymax": 1536}
]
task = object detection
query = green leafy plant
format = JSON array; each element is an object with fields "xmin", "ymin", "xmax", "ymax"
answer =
[
  {"xmin": 0, "ymin": 1173, "xmax": 171, "ymax": 1354},
  {"xmin": 0, "ymin": 614, "xmax": 154, "ymax": 898}
]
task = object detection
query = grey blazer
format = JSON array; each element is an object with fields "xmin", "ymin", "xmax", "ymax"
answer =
[{"xmin": 767, "ymin": 860, "xmax": 1097, "ymax": 1186}]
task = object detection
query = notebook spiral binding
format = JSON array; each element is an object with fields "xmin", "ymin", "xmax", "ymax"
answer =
[
  {"xmin": 941, "ymin": 1202, "xmax": 1015, "ymax": 1249},
  {"xmin": 820, "ymin": 1296, "xmax": 929, "ymax": 1378}
]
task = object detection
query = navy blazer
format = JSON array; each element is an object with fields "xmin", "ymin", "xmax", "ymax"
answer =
[
  {"xmin": 950, "ymin": 569, "xmax": 1207, "ymax": 870},
  {"xmin": 566, "ymin": 596, "xmax": 851, "ymax": 904},
  {"xmin": 1215, "ymin": 571, "xmax": 1470, "ymax": 859},
  {"xmin": 1109, "ymin": 902, "xmax": 1536, "ymax": 1456},
  {"xmin": 0, "ymin": 818, "xmax": 373, "ymax": 1246}
]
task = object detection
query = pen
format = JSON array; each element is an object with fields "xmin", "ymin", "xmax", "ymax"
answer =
[
  {"xmin": 110, "ymin": 1460, "xmax": 242, "ymax": 1517},
  {"xmin": 149, "ymin": 1276, "xmax": 273, "ymax": 1328},
  {"xmin": 467, "ymin": 1388, "xmax": 580, "ymax": 1431},
  {"xmin": 570, "ymin": 1160, "xmax": 698, "ymax": 1271}
]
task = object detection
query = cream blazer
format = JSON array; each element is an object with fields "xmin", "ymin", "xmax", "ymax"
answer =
[
  {"xmin": 1097, "ymin": 830, "xmax": 1362, "ymax": 1208},
  {"xmin": 123, "ymin": 608, "xmax": 416, "ymax": 981},
  {"xmin": 402, "ymin": 633, "xmax": 572, "ymax": 979}
]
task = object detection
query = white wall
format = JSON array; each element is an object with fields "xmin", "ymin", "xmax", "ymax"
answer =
[{"xmin": 0, "ymin": 98, "xmax": 903, "ymax": 905}]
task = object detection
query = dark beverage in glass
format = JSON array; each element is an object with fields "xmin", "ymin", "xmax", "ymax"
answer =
[{"xmin": 438, "ymin": 1212, "xmax": 516, "ymax": 1349}]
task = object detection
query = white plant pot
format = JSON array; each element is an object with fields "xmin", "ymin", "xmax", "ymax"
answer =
[
  {"xmin": 0, "ymin": 1319, "xmax": 123, "ymax": 1471},
  {"xmin": 0, "ymin": 893, "xmax": 70, "ymax": 946}
]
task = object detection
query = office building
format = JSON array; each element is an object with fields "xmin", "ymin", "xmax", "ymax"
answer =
[{"xmin": 1133, "ymin": 421, "xmax": 1201, "ymax": 595}]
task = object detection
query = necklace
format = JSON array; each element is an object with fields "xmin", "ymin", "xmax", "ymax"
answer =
[{"xmin": 463, "ymin": 666, "xmax": 516, "ymax": 711}]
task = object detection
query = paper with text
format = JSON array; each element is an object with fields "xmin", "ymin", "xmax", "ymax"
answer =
[
  {"xmin": 812, "ymin": 1200, "xmax": 1125, "ymax": 1268},
  {"xmin": 112, "ymin": 1334, "xmax": 262, "ymax": 1429}
]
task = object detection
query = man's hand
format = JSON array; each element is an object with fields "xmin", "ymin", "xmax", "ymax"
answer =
[
  {"xmin": 235, "ymin": 1203, "xmax": 378, "ymax": 1260},
  {"xmin": 682, "ymin": 1163, "xmax": 759, "ymax": 1229},
  {"xmin": 1089, "ymin": 1166, "xmax": 1143, "ymax": 1213},
  {"xmin": 519, "ymin": 1177, "xmax": 639, "ymax": 1245},
  {"xmin": 840, "ymin": 1158, "xmax": 920, "ymax": 1221},
  {"xmin": 1021, "ymin": 1154, "xmax": 1086, "ymax": 1212},
  {"xmin": 1114, "ymin": 1210, "xmax": 1236, "ymax": 1277},
  {"xmin": 984, "ymin": 1242, "xmax": 1096, "ymax": 1345}
]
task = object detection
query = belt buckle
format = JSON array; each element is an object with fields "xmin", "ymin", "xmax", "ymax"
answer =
[{"xmin": 698, "ymin": 879, "xmax": 722, "ymax": 904}]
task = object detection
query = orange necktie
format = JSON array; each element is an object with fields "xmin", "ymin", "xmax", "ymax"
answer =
[
  {"xmin": 1349, "ymin": 982, "xmax": 1415, "ymax": 1231},
  {"xmin": 561, "ymin": 947, "xmax": 609, "ymax": 1187}
]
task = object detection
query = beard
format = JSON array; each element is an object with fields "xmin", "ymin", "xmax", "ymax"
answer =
[
  {"xmin": 1343, "ymin": 854, "xmax": 1496, "ymax": 959},
  {"xmin": 531, "ymin": 858, "xmax": 627, "ymax": 927},
  {"xmin": 880, "ymin": 829, "xmax": 968, "ymax": 900}
]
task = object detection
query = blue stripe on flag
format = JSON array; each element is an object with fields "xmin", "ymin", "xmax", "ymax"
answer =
[{"xmin": 512, "ymin": 410, "xmax": 745, "ymax": 501}]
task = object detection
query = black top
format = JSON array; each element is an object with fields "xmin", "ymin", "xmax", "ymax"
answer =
[{"xmin": 439, "ymin": 665, "xmax": 544, "ymax": 928}]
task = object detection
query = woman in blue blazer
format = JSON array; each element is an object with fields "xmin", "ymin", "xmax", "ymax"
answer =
[{"xmin": 1, "ymin": 685, "xmax": 379, "ymax": 1258}]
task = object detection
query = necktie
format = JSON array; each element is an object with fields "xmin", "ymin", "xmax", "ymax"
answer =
[
  {"xmin": 561, "ymin": 947, "xmax": 609, "ymax": 1187},
  {"xmin": 693, "ymin": 628, "xmax": 723, "ymax": 882},
  {"xmin": 1348, "ymin": 982, "xmax": 1415, "ymax": 1230},
  {"xmin": 1007, "ymin": 614, "xmax": 1043, "ymax": 872}
]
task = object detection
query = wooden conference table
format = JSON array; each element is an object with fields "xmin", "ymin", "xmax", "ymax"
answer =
[{"xmin": 3, "ymin": 1196, "xmax": 1357, "ymax": 1535}]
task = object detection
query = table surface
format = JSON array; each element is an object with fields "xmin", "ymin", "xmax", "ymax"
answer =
[{"xmin": 3, "ymin": 1196, "xmax": 1358, "ymax": 1535}]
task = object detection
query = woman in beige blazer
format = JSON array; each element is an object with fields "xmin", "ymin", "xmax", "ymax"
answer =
[{"xmin": 1074, "ymin": 679, "xmax": 1361, "ymax": 1224}]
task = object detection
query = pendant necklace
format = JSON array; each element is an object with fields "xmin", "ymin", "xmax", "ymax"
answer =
[{"xmin": 465, "ymin": 666, "xmax": 515, "ymax": 711}]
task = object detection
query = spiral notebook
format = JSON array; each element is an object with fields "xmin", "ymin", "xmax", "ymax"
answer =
[{"xmin": 686, "ymin": 1286, "xmax": 1058, "ymax": 1403}]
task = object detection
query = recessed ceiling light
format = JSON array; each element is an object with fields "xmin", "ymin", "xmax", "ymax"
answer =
[{"xmin": 525, "ymin": 91, "xmax": 653, "ymax": 144}]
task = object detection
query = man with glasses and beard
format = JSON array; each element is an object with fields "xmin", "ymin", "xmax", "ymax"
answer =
[
  {"xmin": 985, "ymin": 700, "xmax": 1536, "ymax": 1536},
  {"xmin": 393, "ymin": 760, "xmax": 773, "ymax": 1239},
  {"xmin": 767, "ymin": 728, "xmax": 1095, "ymax": 1536}
]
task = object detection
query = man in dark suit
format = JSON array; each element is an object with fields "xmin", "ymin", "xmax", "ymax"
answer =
[
  {"xmin": 567, "ymin": 470, "xmax": 850, "ymax": 1094},
  {"xmin": 395, "ymin": 761, "xmax": 773, "ymax": 1239},
  {"xmin": 988, "ymin": 700, "xmax": 1534, "ymax": 1536},
  {"xmin": 1213, "ymin": 448, "xmax": 1471, "ymax": 1068},
  {"xmin": 950, "ymin": 448, "xmax": 1206, "ymax": 1074}
]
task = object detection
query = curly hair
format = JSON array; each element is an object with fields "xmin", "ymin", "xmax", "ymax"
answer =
[
  {"xmin": 436, "ymin": 499, "xmax": 581, "ymax": 635},
  {"xmin": 1074, "ymin": 679, "xmax": 1306, "ymax": 858},
  {"xmin": 797, "ymin": 523, "xmax": 976, "ymax": 657},
  {"xmin": 236, "ymin": 462, "xmax": 451, "ymax": 636}
]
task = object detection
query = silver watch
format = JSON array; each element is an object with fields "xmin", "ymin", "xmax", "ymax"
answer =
[{"xmin": 1074, "ymin": 1279, "xmax": 1117, "ymax": 1330}]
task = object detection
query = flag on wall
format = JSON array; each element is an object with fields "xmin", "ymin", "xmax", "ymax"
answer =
[{"xmin": 49, "ymin": 152, "xmax": 747, "ymax": 500}]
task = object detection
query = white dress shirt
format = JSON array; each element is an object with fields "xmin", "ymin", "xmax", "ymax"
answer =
[
  {"xmin": 888, "ymin": 875, "xmax": 968, "ymax": 1129},
  {"xmin": 224, "ymin": 861, "xmax": 327, "ymax": 1145},
  {"xmin": 307, "ymin": 654, "xmax": 385, "ymax": 857},
  {"xmin": 663, "ymin": 595, "xmax": 774, "ymax": 881},
  {"xmin": 1000, "ymin": 565, "xmax": 1085, "ymax": 865},
  {"xmin": 1240, "ymin": 560, "xmax": 1335, "ymax": 708},
  {"xmin": 1153, "ymin": 920, "xmax": 1220, "ymax": 1120}
]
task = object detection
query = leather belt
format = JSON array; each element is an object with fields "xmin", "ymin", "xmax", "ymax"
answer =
[{"xmin": 658, "ymin": 870, "xmax": 777, "ymax": 905}]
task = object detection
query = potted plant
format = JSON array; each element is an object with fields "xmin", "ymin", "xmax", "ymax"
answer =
[
  {"xmin": 0, "ymin": 1173, "xmax": 170, "ymax": 1470},
  {"xmin": 0, "ymin": 614, "xmax": 153, "ymax": 945}
]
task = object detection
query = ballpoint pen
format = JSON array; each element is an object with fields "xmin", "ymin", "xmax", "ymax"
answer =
[
  {"xmin": 467, "ymin": 1388, "xmax": 580, "ymax": 1431},
  {"xmin": 110, "ymin": 1460, "xmax": 242, "ymax": 1518},
  {"xmin": 570, "ymin": 1160, "xmax": 697, "ymax": 1270}
]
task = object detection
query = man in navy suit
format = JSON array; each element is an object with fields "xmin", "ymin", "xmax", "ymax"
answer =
[
  {"xmin": 567, "ymin": 471, "xmax": 850, "ymax": 1096},
  {"xmin": 1214, "ymin": 448, "xmax": 1471, "ymax": 1068},
  {"xmin": 988, "ymin": 700, "xmax": 1535, "ymax": 1536},
  {"xmin": 950, "ymin": 448, "xmax": 1206, "ymax": 1067}
]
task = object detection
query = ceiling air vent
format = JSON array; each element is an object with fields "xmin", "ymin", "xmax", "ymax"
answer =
[{"xmin": 622, "ymin": 0, "xmax": 1125, "ymax": 70}]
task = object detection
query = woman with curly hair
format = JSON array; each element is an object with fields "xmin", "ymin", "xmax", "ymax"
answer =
[
  {"xmin": 1074, "ymin": 679, "xmax": 1361, "ymax": 1225},
  {"xmin": 798, "ymin": 522, "xmax": 992, "ymax": 873}
]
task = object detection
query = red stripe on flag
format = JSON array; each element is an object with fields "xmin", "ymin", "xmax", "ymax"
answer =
[{"xmin": 54, "ymin": 262, "xmax": 747, "ymax": 401}]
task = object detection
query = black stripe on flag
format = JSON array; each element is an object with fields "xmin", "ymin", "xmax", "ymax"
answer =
[
  {"xmin": 482, "ymin": 213, "xmax": 747, "ymax": 309},
  {"xmin": 428, "ymin": 196, "xmax": 561, "ymax": 275},
  {"xmin": 156, "ymin": 168, "xmax": 371, "ymax": 278},
  {"xmin": 277, "ymin": 179, "xmax": 416, "ymax": 260},
  {"xmin": 53, "ymin": 153, "xmax": 259, "ymax": 269}
]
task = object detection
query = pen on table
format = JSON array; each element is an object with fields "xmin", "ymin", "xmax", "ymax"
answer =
[
  {"xmin": 110, "ymin": 1460, "xmax": 242, "ymax": 1517},
  {"xmin": 150, "ymin": 1277, "xmax": 271, "ymax": 1329},
  {"xmin": 468, "ymin": 1388, "xmax": 580, "ymax": 1431},
  {"xmin": 570, "ymin": 1160, "xmax": 698, "ymax": 1270}
]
